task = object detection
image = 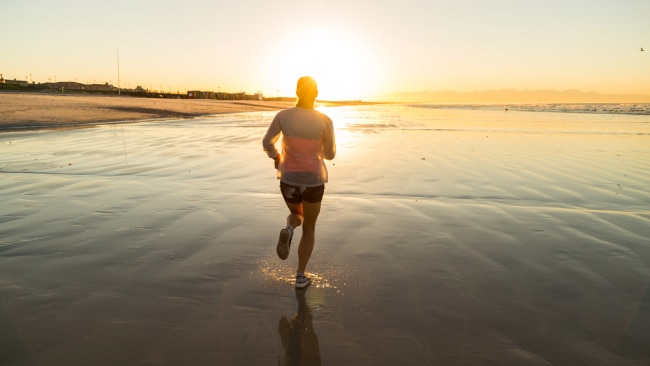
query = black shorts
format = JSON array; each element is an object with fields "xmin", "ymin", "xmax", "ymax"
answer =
[{"xmin": 280, "ymin": 181, "xmax": 325, "ymax": 204}]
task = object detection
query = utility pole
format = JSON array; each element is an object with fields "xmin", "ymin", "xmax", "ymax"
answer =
[{"xmin": 117, "ymin": 50, "xmax": 121, "ymax": 95}]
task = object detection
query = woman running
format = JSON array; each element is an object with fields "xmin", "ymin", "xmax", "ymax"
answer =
[{"xmin": 262, "ymin": 76, "xmax": 336, "ymax": 289}]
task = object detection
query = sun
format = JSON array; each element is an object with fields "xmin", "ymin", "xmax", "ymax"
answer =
[{"xmin": 268, "ymin": 27, "xmax": 379, "ymax": 101}]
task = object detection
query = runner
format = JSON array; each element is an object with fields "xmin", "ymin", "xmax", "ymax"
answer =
[{"xmin": 262, "ymin": 76, "xmax": 336, "ymax": 289}]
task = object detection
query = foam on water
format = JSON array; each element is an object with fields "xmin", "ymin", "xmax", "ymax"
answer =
[{"xmin": 411, "ymin": 103, "xmax": 650, "ymax": 115}]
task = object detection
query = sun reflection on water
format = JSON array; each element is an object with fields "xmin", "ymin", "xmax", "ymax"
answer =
[{"xmin": 259, "ymin": 258, "xmax": 341, "ymax": 292}]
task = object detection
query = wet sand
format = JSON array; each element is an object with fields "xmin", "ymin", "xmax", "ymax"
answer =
[{"xmin": 1, "ymin": 105, "xmax": 649, "ymax": 365}]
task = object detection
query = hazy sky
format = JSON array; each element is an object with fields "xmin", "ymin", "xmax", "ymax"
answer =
[{"xmin": 2, "ymin": 0, "xmax": 649, "ymax": 100}]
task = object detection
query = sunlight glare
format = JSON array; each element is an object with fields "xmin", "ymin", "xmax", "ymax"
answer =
[{"xmin": 269, "ymin": 27, "xmax": 378, "ymax": 101}]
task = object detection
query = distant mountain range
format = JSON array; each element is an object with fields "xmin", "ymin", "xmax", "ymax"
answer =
[{"xmin": 380, "ymin": 89, "xmax": 650, "ymax": 103}]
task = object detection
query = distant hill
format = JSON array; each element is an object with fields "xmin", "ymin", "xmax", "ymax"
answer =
[{"xmin": 380, "ymin": 89, "xmax": 650, "ymax": 103}]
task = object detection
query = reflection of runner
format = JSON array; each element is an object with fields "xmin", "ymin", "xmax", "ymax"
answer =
[
  {"xmin": 262, "ymin": 76, "xmax": 336, "ymax": 289},
  {"xmin": 277, "ymin": 289, "xmax": 321, "ymax": 365}
]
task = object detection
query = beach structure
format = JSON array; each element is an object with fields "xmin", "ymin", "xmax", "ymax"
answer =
[
  {"xmin": 187, "ymin": 90, "xmax": 262, "ymax": 100},
  {"xmin": 38, "ymin": 82, "xmax": 118, "ymax": 93},
  {"xmin": 0, "ymin": 74, "xmax": 262, "ymax": 100},
  {"xmin": 187, "ymin": 90, "xmax": 216, "ymax": 99},
  {"xmin": 1, "ymin": 76, "xmax": 29, "ymax": 86}
]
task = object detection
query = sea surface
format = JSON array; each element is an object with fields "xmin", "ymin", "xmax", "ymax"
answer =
[
  {"xmin": 1, "ymin": 104, "xmax": 649, "ymax": 365},
  {"xmin": 409, "ymin": 103, "xmax": 650, "ymax": 115}
]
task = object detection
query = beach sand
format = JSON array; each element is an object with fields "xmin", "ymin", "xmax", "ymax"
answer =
[
  {"xmin": 1, "ymin": 103, "xmax": 649, "ymax": 365},
  {"xmin": 0, "ymin": 92, "xmax": 295, "ymax": 130}
]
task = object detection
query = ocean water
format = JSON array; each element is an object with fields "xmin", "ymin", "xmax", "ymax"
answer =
[
  {"xmin": 325, "ymin": 104, "xmax": 650, "ymax": 365},
  {"xmin": 322, "ymin": 103, "xmax": 649, "ymax": 208},
  {"xmin": 409, "ymin": 103, "xmax": 650, "ymax": 115},
  {"xmin": 1, "ymin": 104, "xmax": 650, "ymax": 365}
]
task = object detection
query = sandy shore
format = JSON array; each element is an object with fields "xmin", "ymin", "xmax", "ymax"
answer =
[
  {"xmin": 1, "ymin": 105, "xmax": 649, "ymax": 365},
  {"xmin": 0, "ymin": 92, "xmax": 295, "ymax": 130}
]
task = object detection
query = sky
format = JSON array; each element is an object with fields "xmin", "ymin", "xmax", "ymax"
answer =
[{"xmin": 1, "ymin": 0, "xmax": 649, "ymax": 101}]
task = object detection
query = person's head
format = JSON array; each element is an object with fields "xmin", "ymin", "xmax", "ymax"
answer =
[{"xmin": 295, "ymin": 76, "xmax": 318, "ymax": 107}]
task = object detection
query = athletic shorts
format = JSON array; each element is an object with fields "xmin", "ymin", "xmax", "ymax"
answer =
[{"xmin": 280, "ymin": 181, "xmax": 325, "ymax": 204}]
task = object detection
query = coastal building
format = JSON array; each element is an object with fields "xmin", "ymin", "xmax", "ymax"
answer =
[
  {"xmin": 35, "ymin": 81, "xmax": 118, "ymax": 93},
  {"xmin": 188, "ymin": 90, "xmax": 262, "ymax": 100},
  {"xmin": 2, "ymin": 76, "xmax": 29, "ymax": 86},
  {"xmin": 83, "ymin": 83, "xmax": 118, "ymax": 92},
  {"xmin": 0, "ymin": 74, "xmax": 260, "ymax": 100},
  {"xmin": 187, "ymin": 90, "xmax": 216, "ymax": 99}
]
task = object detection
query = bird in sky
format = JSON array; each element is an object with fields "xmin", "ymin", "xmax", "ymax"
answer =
[{"xmin": 642, "ymin": 47, "xmax": 645, "ymax": 51}]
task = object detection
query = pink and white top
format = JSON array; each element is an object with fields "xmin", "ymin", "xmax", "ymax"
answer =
[{"xmin": 262, "ymin": 107, "xmax": 336, "ymax": 187}]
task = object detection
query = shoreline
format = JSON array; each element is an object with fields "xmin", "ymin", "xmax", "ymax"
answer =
[
  {"xmin": 0, "ymin": 92, "xmax": 296, "ymax": 131},
  {"xmin": 0, "ymin": 92, "xmax": 385, "ymax": 132}
]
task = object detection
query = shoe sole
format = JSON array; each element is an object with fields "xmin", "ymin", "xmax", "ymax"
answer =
[
  {"xmin": 295, "ymin": 278, "xmax": 312, "ymax": 289},
  {"xmin": 276, "ymin": 228, "xmax": 291, "ymax": 260}
]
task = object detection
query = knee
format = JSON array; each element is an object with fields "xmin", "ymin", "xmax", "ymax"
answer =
[{"xmin": 302, "ymin": 222, "xmax": 316, "ymax": 232}]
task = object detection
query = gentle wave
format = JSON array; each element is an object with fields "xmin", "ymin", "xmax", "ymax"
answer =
[
  {"xmin": 319, "ymin": 104, "xmax": 650, "ymax": 137},
  {"xmin": 410, "ymin": 103, "xmax": 650, "ymax": 115}
]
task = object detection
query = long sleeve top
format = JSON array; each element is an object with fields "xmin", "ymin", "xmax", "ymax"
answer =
[{"xmin": 262, "ymin": 107, "xmax": 336, "ymax": 187}]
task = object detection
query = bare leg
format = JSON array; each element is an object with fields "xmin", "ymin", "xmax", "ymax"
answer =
[
  {"xmin": 285, "ymin": 203, "xmax": 304, "ymax": 231},
  {"xmin": 296, "ymin": 201, "xmax": 321, "ymax": 274},
  {"xmin": 284, "ymin": 200, "xmax": 321, "ymax": 274}
]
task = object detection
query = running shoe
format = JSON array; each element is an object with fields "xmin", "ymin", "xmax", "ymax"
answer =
[
  {"xmin": 295, "ymin": 275, "xmax": 312, "ymax": 289},
  {"xmin": 276, "ymin": 227, "xmax": 292, "ymax": 260}
]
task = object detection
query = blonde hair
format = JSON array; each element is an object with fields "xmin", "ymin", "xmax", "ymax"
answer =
[{"xmin": 295, "ymin": 76, "xmax": 318, "ymax": 106}]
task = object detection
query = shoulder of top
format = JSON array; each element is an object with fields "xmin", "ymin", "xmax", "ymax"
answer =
[
  {"xmin": 275, "ymin": 107, "xmax": 295, "ymax": 117},
  {"xmin": 321, "ymin": 112, "xmax": 333, "ymax": 122},
  {"xmin": 278, "ymin": 107, "xmax": 293, "ymax": 114},
  {"xmin": 312, "ymin": 109, "xmax": 328, "ymax": 117}
]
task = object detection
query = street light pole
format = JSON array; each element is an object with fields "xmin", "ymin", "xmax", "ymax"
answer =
[{"xmin": 117, "ymin": 50, "xmax": 121, "ymax": 96}]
